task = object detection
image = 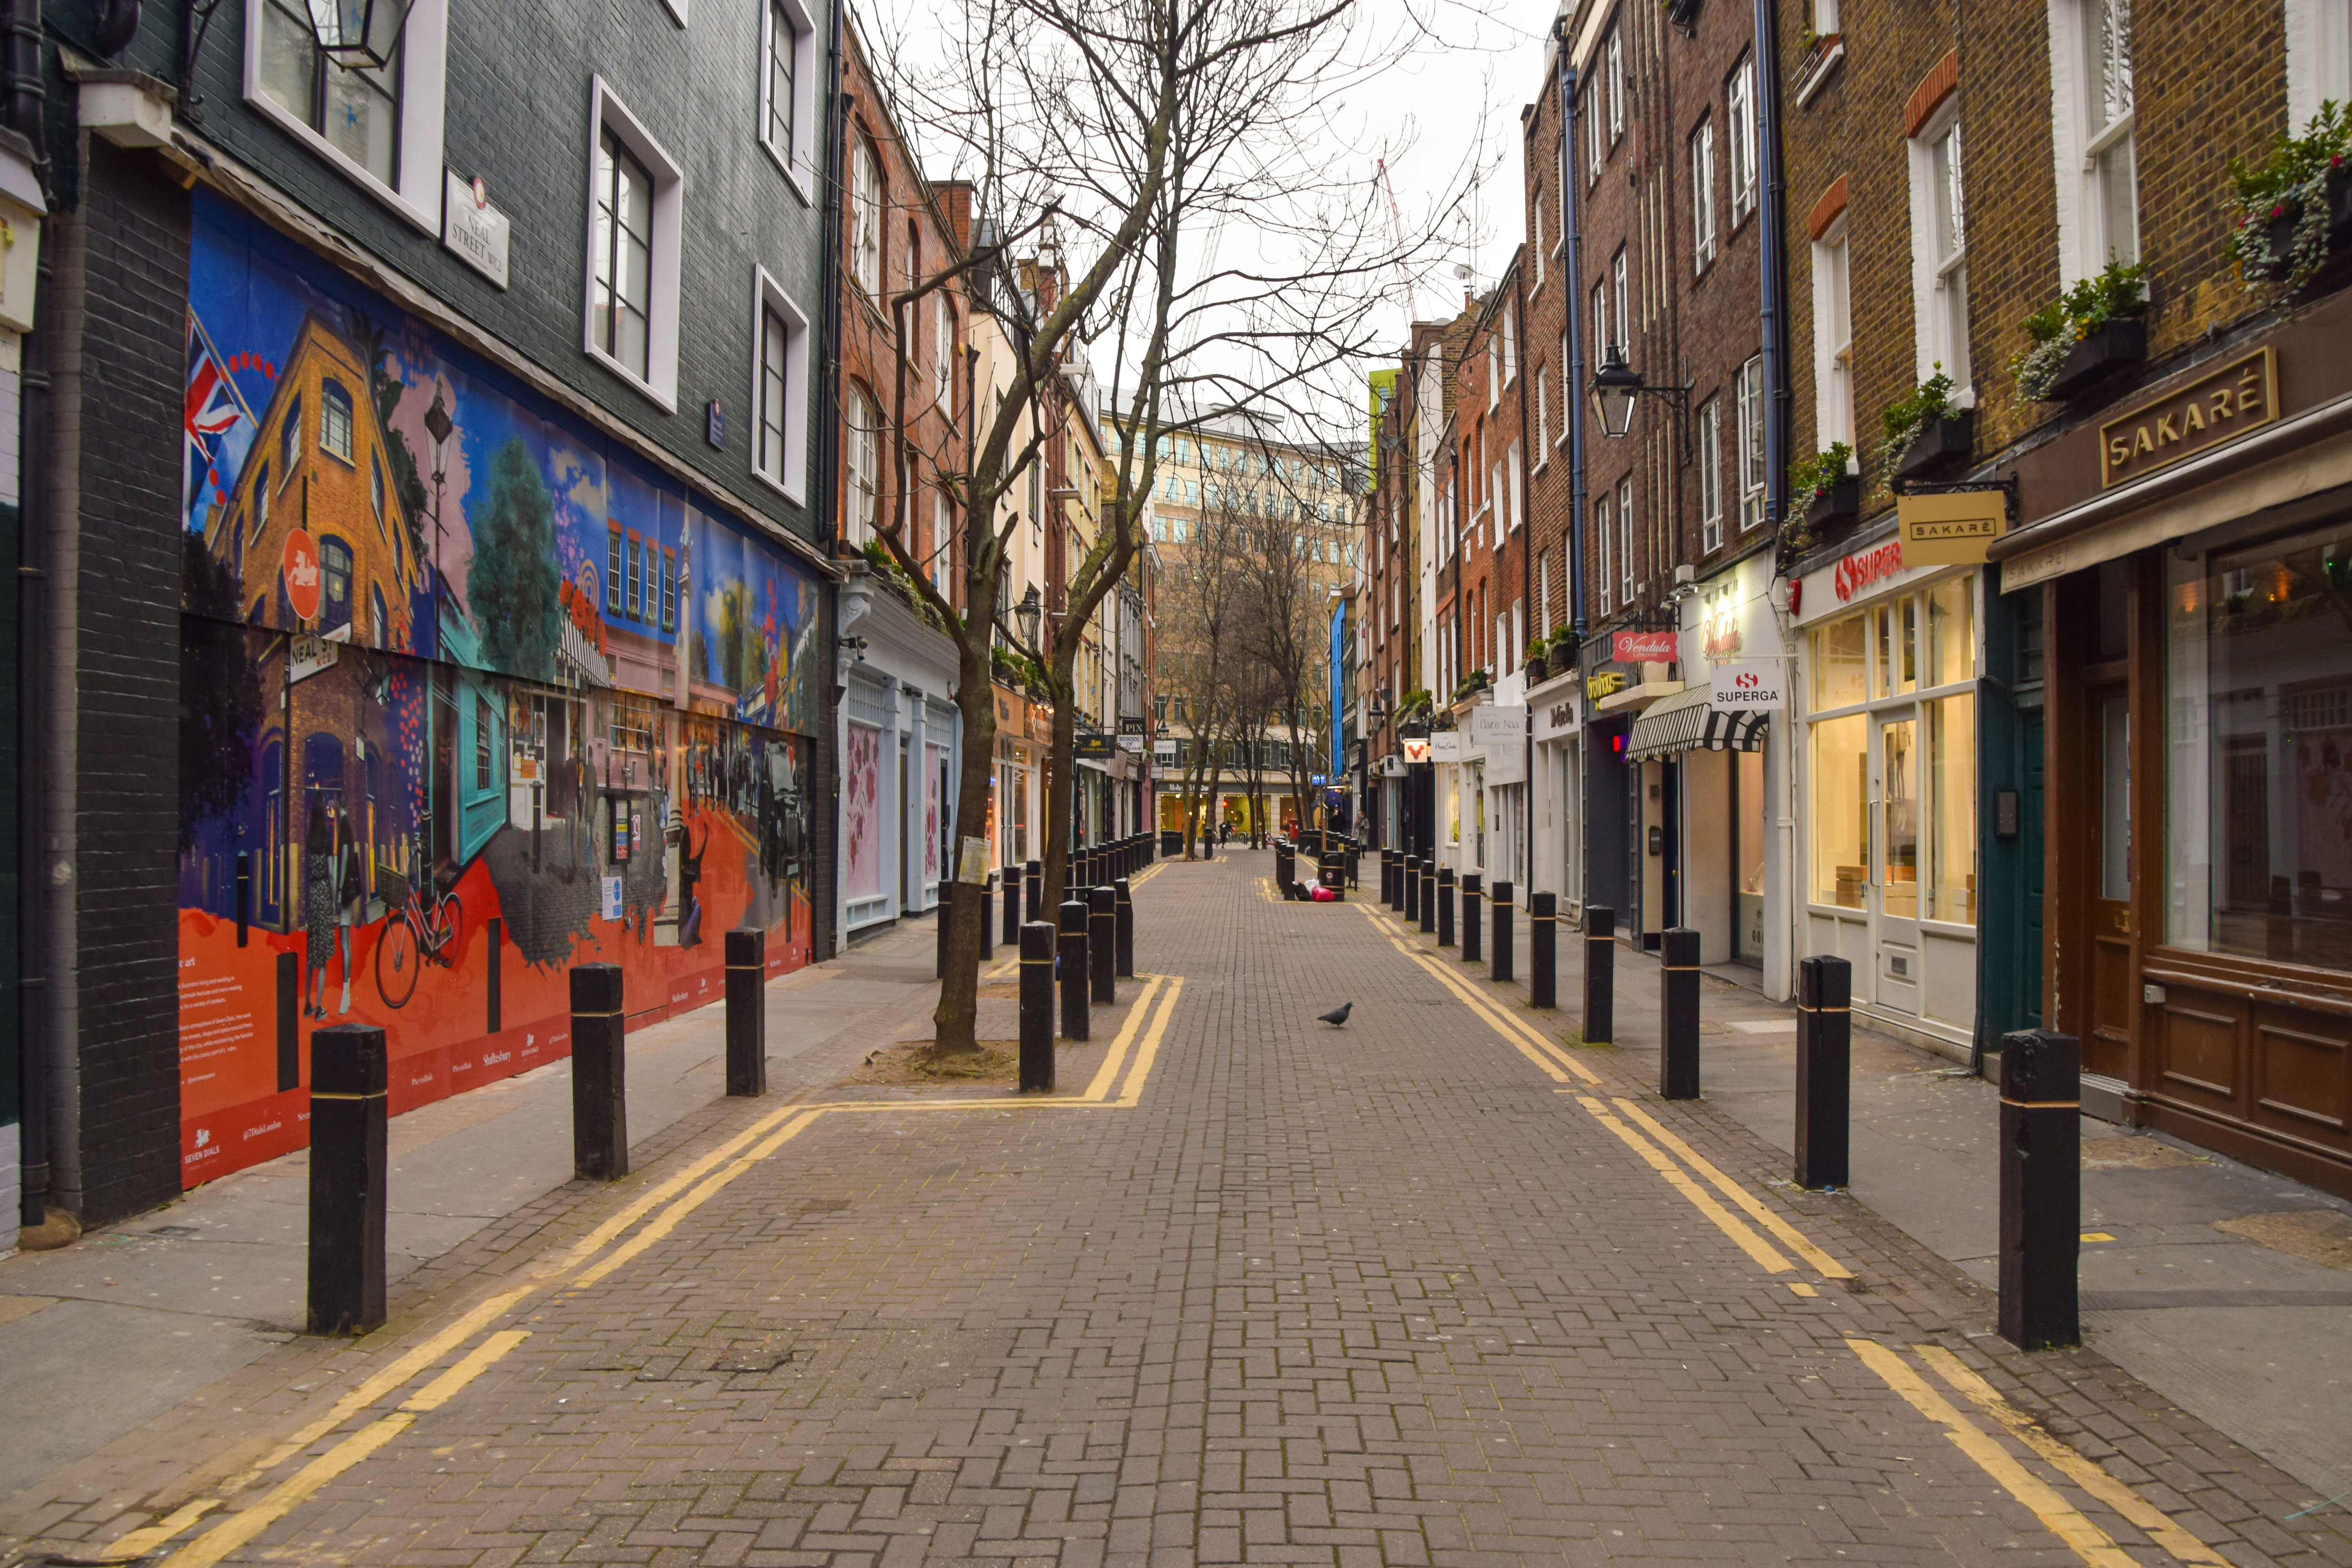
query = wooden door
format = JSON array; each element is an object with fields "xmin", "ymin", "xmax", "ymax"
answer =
[{"xmin": 2086, "ymin": 683, "xmax": 2132, "ymax": 1078}]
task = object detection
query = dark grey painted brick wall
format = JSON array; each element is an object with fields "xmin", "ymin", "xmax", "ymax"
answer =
[
  {"xmin": 63, "ymin": 0, "xmax": 832, "ymax": 554},
  {"xmin": 71, "ymin": 141, "xmax": 193, "ymax": 1224}
]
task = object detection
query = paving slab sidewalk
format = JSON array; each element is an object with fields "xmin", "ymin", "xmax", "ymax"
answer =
[
  {"xmin": 0, "ymin": 915, "xmax": 970, "ymax": 1504},
  {"xmin": 1403, "ymin": 867, "xmax": 2352, "ymax": 1512}
]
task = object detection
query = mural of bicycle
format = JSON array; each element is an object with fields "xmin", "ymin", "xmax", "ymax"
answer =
[{"xmin": 375, "ymin": 843, "xmax": 464, "ymax": 1009}]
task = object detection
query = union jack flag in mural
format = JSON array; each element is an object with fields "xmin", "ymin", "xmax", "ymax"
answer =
[{"xmin": 183, "ymin": 310, "xmax": 251, "ymax": 516}]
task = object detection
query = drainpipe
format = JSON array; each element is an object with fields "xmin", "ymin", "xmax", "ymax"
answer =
[
  {"xmin": 813, "ymin": 0, "xmax": 847, "ymax": 958},
  {"xmin": 1555, "ymin": 23, "xmax": 1589, "ymax": 922},
  {"xmin": 1753, "ymin": 0, "xmax": 1795, "ymax": 1003},
  {"xmin": 1511, "ymin": 260, "xmax": 1534, "ymax": 893},
  {"xmin": 15, "ymin": 213, "xmax": 48, "ymax": 1233}
]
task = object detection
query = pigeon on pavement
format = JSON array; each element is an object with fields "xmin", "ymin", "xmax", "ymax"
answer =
[{"xmin": 1318, "ymin": 1002, "xmax": 1352, "ymax": 1027}]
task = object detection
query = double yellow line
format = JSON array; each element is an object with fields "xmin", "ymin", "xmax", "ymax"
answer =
[
  {"xmin": 1358, "ymin": 900, "xmax": 2225, "ymax": 1568},
  {"xmin": 142, "ymin": 974, "xmax": 1186, "ymax": 1568}
]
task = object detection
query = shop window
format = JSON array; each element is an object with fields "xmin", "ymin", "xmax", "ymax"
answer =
[
  {"xmin": 1873, "ymin": 597, "xmax": 1919, "ymax": 696},
  {"xmin": 475, "ymin": 694, "xmax": 493, "ymax": 789},
  {"xmin": 1926, "ymin": 575, "xmax": 1975, "ymax": 686},
  {"xmin": 1812, "ymin": 614, "xmax": 1866, "ymax": 705},
  {"xmin": 760, "ymin": 0, "xmax": 818, "ymax": 193},
  {"xmin": 1812, "ymin": 714, "xmax": 1868, "ymax": 907},
  {"xmin": 1930, "ymin": 694, "xmax": 1979, "ymax": 924},
  {"xmin": 279, "ymin": 398, "xmax": 301, "ymax": 483},
  {"xmin": 2050, "ymin": 0, "xmax": 2137, "ymax": 276},
  {"xmin": 2162, "ymin": 530, "xmax": 2352, "ymax": 969}
]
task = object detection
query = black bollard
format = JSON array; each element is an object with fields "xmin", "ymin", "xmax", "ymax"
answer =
[
  {"xmin": 1089, "ymin": 885, "xmax": 1117, "ymax": 1003},
  {"xmin": 1019, "ymin": 920, "xmax": 1056, "ymax": 1092},
  {"xmin": 1114, "ymin": 877, "xmax": 1135, "ymax": 977},
  {"xmin": 1276, "ymin": 841, "xmax": 1295, "ymax": 889},
  {"xmin": 1660, "ymin": 927, "xmax": 1700, "ymax": 1100},
  {"xmin": 1003, "ymin": 866, "xmax": 1020, "ymax": 947},
  {"xmin": 1379, "ymin": 849, "xmax": 1394, "ymax": 907},
  {"xmin": 1345, "ymin": 843, "xmax": 1360, "ymax": 889},
  {"xmin": 1404, "ymin": 856, "xmax": 1422, "ymax": 924},
  {"xmin": 724, "ymin": 927, "xmax": 767, "ymax": 1097},
  {"xmin": 1491, "ymin": 881, "xmax": 1515, "ymax": 983},
  {"xmin": 1437, "ymin": 868, "xmax": 1456, "ymax": 946},
  {"xmin": 306, "ymin": 1023, "xmax": 387, "ymax": 1336},
  {"xmin": 277, "ymin": 952, "xmax": 301, "ymax": 1092},
  {"xmin": 1462, "ymin": 873, "xmax": 1484, "ymax": 963},
  {"xmin": 1530, "ymin": 891, "xmax": 1557, "ymax": 1008},
  {"xmin": 1584, "ymin": 906, "xmax": 1616, "ymax": 1045},
  {"xmin": 1025, "ymin": 859, "xmax": 1043, "ymax": 927},
  {"xmin": 1059, "ymin": 899, "xmax": 1090, "ymax": 1040},
  {"xmin": 1419, "ymin": 861, "xmax": 1436, "ymax": 933},
  {"xmin": 236, "ymin": 850, "xmax": 252, "ymax": 947},
  {"xmin": 983, "ymin": 874, "xmax": 998, "ymax": 953},
  {"xmin": 1796, "ymin": 955, "xmax": 1852, "ymax": 1189},
  {"xmin": 571, "ymin": 963, "xmax": 628, "ymax": 1180},
  {"xmin": 1999, "ymin": 1030, "xmax": 2082, "ymax": 1350}
]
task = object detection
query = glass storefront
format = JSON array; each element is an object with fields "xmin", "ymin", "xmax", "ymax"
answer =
[
  {"xmin": 2166, "ymin": 521, "xmax": 2352, "ymax": 971},
  {"xmin": 1803, "ymin": 567, "xmax": 1981, "ymax": 1035}
]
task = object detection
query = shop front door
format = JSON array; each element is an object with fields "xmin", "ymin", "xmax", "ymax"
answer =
[
  {"xmin": 2086, "ymin": 683, "xmax": 2132, "ymax": 1079},
  {"xmin": 1875, "ymin": 711, "xmax": 1922, "ymax": 1014}
]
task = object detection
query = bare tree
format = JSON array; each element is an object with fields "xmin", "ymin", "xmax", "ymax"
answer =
[{"xmin": 861, "ymin": 0, "xmax": 1471, "ymax": 1052}]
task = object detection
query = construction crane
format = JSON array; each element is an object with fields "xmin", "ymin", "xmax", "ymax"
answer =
[{"xmin": 1376, "ymin": 159, "xmax": 1418, "ymax": 321}]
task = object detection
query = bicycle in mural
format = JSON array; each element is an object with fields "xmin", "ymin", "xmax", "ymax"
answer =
[{"xmin": 374, "ymin": 836, "xmax": 465, "ymax": 1009}]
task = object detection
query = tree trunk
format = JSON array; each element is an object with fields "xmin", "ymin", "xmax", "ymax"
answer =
[{"xmin": 930, "ymin": 637, "xmax": 999, "ymax": 1055}]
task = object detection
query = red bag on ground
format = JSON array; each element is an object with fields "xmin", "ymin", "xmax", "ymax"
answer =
[{"xmin": 1310, "ymin": 884, "xmax": 1341, "ymax": 902}]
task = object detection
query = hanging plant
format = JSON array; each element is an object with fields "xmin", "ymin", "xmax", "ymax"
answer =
[
  {"xmin": 2225, "ymin": 101, "xmax": 2352, "ymax": 295},
  {"xmin": 2009, "ymin": 260, "xmax": 2151, "ymax": 406}
]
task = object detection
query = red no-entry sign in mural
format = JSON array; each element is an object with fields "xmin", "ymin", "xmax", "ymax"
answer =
[{"xmin": 282, "ymin": 528, "xmax": 321, "ymax": 621}]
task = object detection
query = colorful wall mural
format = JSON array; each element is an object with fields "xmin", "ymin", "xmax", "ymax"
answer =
[{"xmin": 176, "ymin": 192, "xmax": 825, "ymax": 1187}]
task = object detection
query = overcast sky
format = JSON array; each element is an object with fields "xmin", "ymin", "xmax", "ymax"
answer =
[{"xmin": 1360, "ymin": 0, "xmax": 1560, "ymax": 344}]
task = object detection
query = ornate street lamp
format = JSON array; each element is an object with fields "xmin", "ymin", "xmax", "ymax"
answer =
[
  {"xmin": 1014, "ymin": 584, "xmax": 1043, "ymax": 653},
  {"xmin": 1588, "ymin": 344, "xmax": 1695, "ymax": 441},
  {"xmin": 304, "ymin": 0, "xmax": 419, "ymax": 71}
]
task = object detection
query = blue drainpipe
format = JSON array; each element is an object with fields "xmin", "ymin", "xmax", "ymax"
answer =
[{"xmin": 1554, "ymin": 24, "xmax": 1588, "ymax": 644}]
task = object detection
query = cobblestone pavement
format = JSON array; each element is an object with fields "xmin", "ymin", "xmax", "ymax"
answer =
[{"xmin": 11, "ymin": 850, "xmax": 2352, "ymax": 1568}]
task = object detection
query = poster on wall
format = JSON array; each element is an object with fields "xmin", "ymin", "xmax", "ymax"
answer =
[
  {"xmin": 844, "ymin": 724, "xmax": 884, "ymax": 904},
  {"xmin": 175, "ymin": 192, "xmax": 823, "ymax": 1188}
]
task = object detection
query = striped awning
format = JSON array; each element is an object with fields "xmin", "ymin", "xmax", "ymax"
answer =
[{"xmin": 1626, "ymin": 685, "xmax": 1770, "ymax": 761}]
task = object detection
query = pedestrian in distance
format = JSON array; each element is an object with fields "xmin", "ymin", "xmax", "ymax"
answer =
[{"xmin": 335, "ymin": 803, "xmax": 364, "ymax": 1015}]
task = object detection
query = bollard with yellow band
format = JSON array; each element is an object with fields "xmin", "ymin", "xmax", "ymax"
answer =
[
  {"xmin": 1529, "ymin": 891, "xmax": 1557, "ymax": 1008},
  {"xmin": 1584, "ymin": 906, "xmax": 1615, "ymax": 1046},
  {"xmin": 308, "ymin": 1023, "xmax": 388, "ymax": 1336},
  {"xmin": 1019, "ymin": 921, "xmax": 1056, "ymax": 1091},
  {"xmin": 571, "ymin": 963, "xmax": 629, "ymax": 1181},
  {"xmin": 1796, "ymin": 954, "xmax": 1851, "ymax": 1188},
  {"xmin": 1999, "ymin": 1029, "xmax": 2081, "ymax": 1350},
  {"xmin": 725, "ymin": 926, "xmax": 767, "ymax": 1098},
  {"xmin": 1660, "ymin": 927, "xmax": 1700, "ymax": 1100},
  {"xmin": 1490, "ymin": 880, "xmax": 1515, "ymax": 983}
]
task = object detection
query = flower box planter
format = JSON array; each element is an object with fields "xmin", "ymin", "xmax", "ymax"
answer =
[
  {"xmin": 1894, "ymin": 412, "xmax": 1975, "ymax": 481},
  {"xmin": 1804, "ymin": 477, "xmax": 1859, "ymax": 533},
  {"xmin": 1524, "ymin": 653, "xmax": 1550, "ymax": 684},
  {"xmin": 2241, "ymin": 166, "xmax": 2352, "ymax": 281},
  {"xmin": 2043, "ymin": 318, "xmax": 2146, "ymax": 401}
]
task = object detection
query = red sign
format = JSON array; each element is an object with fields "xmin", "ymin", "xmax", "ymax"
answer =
[
  {"xmin": 282, "ymin": 529, "xmax": 322, "ymax": 621},
  {"xmin": 1612, "ymin": 630, "xmax": 1679, "ymax": 664},
  {"xmin": 1834, "ymin": 540, "xmax": 1904, "ymax": 602}
]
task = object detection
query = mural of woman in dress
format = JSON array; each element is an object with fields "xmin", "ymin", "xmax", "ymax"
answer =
[{"xmin": 304, "ymin": 795, "xmax": 335, "ymax": 1019}]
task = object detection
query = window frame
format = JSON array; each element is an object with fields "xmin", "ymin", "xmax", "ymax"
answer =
[
  {"xmin": 1606, "ymin": 28, "xmax": 1626, "ymax": 143},
  {"xmin": 759, "ymin": 0, "xmax": 819, "ymax": 201},
  {"xmin": 1618, "ymin": 476, "xmax": 1635, "ymax": 605},
  {"xmin": 749, "ymin": 266, "xmax": 813, "ymax": 503},
  {"xmin": 1691, "ymin": 114, "xmax": 1718, "ymax": 270},
  {"xmin": 582, "ymin": 77, "xmax": 685, "ymax": 409},
  {"xmin": 1727, "ymin": 56, "xmax": 1759, "ymax": 223},
  {"xmin": 1697, "ymin": 396, "xmax": 1723, "ymax": 552},
  {"xmin": 242, "ymin": 0, "xmax": 448, "ymax": 235},
  {"xmin": 2047, "ymin": 0, "xmax": 2138, "ymax": 277},
  {"xmin": 1811, "ymin": 216, "xmax": 1855, "ymax": 449},
  {"xmin": 1736, "ymin": 356, "xmax": 1766, "ymax": 533}
]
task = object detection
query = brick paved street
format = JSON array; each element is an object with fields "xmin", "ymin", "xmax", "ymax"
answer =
[{"xmin": 10, "ymin": 850, "xmax": 2352, "ymax": 1567}]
